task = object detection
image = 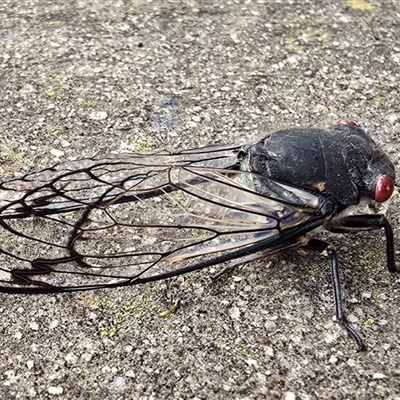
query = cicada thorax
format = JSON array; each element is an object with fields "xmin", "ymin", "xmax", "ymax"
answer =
[{"xmin": 240, "ymin": 121, "xmax": 395, "ymax": 211}]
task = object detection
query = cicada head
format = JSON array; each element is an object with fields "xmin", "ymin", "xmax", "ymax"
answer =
[{"xmin": 334, "ymin": 120, "xmax": 395, "ymax": 205}]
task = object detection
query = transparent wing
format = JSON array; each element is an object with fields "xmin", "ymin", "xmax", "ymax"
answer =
[{"xmin": 0, "ymin": 145, "xmax": 324, "ymax": 293}]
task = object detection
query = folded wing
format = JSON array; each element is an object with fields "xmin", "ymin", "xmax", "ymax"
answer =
[{"xmin": 0, "ymin": 145, "xmax": 323, "ymax": 292}]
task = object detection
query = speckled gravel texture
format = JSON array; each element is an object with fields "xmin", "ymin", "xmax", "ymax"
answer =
[{"xmin": 1, "ymin": 1, "xmax": 400, "ymax": 399}]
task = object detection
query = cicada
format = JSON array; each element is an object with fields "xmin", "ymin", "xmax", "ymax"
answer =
[{"xmin": 0, "ymin": 119, "xmax": 396, "ymax": 350}]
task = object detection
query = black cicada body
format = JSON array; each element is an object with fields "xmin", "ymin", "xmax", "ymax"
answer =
[{"xmin": 0, "ymin": 120, "xmax": 396, "ymax": 350}]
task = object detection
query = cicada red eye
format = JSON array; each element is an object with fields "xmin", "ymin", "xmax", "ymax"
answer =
[
  {"xmin": 336, "ymin": 119, "xmax": 358, "ymax": 127},
  {"xmin": 374, "ymin": 175, "xmax": 394, "ymax": 203}
]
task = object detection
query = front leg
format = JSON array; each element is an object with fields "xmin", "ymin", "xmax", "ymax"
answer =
[{"xmin": 324, "ymin": 214, "xmax": 396, "ymax": 272}]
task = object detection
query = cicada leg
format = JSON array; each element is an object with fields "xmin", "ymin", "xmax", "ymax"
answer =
[
  {"xmin": 324, "ymin": 214, "xmax": 396, "ymax": 272},
  {"xmin": 302, "ymin": 237, "xmax": 366, "ymax": 351}
]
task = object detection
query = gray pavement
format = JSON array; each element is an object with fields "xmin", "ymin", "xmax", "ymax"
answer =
[{"xmin": 1, "ymin": 1, "xmax": 400, "ymax": 399}]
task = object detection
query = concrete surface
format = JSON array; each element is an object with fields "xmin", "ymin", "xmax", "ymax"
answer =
[{"xmin": 0, "ymin": 0, "xmax": 400, "ymax": 399}]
